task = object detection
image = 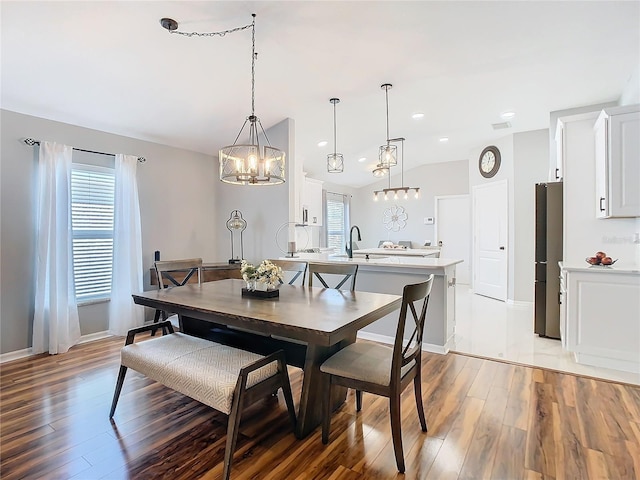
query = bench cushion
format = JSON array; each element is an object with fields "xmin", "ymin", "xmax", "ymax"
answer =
[{"xmin": 121, "ymin": 333, "xmax": 278, "ymax": 414}]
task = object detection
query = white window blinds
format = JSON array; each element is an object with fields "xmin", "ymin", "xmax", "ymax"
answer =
[
  {"xmin": 71, "ymin": 164, "xmax": 115, "ymax": 302},
  {"xmin": 326, "ymin": 192, "xmax": 349, "ymax": 254}
]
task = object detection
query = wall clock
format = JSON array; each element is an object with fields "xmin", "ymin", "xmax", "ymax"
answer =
[{"xmin": 479, "ymin": 146, "xmax": 501, "ymax": 178}]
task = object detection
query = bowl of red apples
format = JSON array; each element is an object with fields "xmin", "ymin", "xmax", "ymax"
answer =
[{"xmin": 585, "ymin": 251, "xmax": 617, "ymax": 266}]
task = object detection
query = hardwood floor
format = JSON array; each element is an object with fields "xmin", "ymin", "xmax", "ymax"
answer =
[{"xmin": 1, "ymin": 334, "xmax": 639, "ymax": 479}]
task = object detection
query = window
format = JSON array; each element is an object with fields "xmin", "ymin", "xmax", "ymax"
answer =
[
  {"xmin": 325, "ymin": 192, "xmax": 349, "ymax": 254},
  {"xmin": 71, "ymin": 164, "xmax": 115, "ymax": 302}
]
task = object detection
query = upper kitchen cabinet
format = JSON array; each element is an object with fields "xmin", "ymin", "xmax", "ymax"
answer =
[
  {"xmin": 302, "ymin": 177, "xmax": 323, "ymax": 226},
  {"xmin": 553, "ymin": 118, "xmax": 565, "ymax": 181},
  {"xmin": 594, "ymin": 105, "xmax": 640, "ymax": 218}
]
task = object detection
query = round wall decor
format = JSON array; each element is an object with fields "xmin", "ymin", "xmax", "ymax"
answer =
[{"xmin": 383, "ymin": 205, "xmax": 408, "ymax": 231}]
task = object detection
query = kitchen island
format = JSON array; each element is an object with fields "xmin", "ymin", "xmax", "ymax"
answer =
[
  {"xmin": 352, "ymin": 247, "xmax": 440, "ymax": 258},
  {"xmin": 279, "ymin": 255, "xmax": 462, "ymax": 353}
]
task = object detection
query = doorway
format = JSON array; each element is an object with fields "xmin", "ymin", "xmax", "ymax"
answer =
[
  {"xmin": 434, "ymin": 194, "xmax": 470, "ymax": 284},
  {"xmin": 472, "ymin": 180, "xmax": 508, "ymax": 301}
]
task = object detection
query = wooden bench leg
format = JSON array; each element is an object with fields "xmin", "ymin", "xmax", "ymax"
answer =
[
  {"xmin": 223, "ymin": 375, "xmax": 248, "ymax": 480},
  {"xmin": 109, "ymin": 365, "xmax": 128, "ymax": 418}
]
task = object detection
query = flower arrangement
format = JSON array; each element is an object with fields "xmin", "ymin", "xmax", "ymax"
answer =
[{"xmin": 241, "ymin": 259, "xmax": 283, "ymax": 290}]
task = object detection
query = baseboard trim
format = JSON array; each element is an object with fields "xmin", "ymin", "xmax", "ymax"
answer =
[
  {"xmin": 77, "ymin": 331, "xmax": 111, "ymax": 344},
  {"xmin": 0, "ymin": 348, "xmax": 33, "ymax": 364},
  {"xmin": 507, "ymin": 299, "xmax": 533, "ymax": 308},
  {"xmin": 1, "ymin": 330, "xmax": 112, "ymax": 364},
  {"xmin": 356, "ymin": 331, "xmax": 448, "ymax": 355}
]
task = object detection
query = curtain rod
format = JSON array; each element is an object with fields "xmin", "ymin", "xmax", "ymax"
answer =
[
  {"xmin": 326, "ymin": 190, "xmax": 351, "ymax": 198},
  {"xmin": 22, "ymin": 138, "xmax": 146, "ymax": 163}
]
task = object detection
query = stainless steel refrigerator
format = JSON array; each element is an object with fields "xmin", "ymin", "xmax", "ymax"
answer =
[{"xmin": 534, "ymin": 182, "xmax": 563, "ymax": 339}]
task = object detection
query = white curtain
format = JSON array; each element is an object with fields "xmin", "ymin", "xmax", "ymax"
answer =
[
  {"xmin": 108, "ymin": 154, "xmax": 144, "ymax": 336},
  {"xmin": 33, "ymin": 142, "xmax": 81, "ymax": 354}
]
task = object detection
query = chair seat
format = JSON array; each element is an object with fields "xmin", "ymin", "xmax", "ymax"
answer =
[
  {"xmin": 121, "ymin": 333, "xmax": 278, "ymax": 414},
  {"xmin": 320, "ymin": 342, "xmax": 412, "ymax": 387}
]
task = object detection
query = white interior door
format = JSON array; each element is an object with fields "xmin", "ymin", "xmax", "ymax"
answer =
[
  {"xmin": 435, "ymin": 195, "xmax": 470, "ymax": 284},
  {"xmin": 473, "ymin": 180, "xmax": 508, "ymax": 301}
]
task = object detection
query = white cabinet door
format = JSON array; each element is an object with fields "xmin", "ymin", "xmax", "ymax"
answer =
[
  {"xmin": 594, "ymin": 107, "xmax": 640, "ymax": 218},
  {"xmin": 563, "ymin": 267, "xmax": 640, "ymax": 374},
  {"xmin": 554, "ymin": 119, "xmax": 564, "ymax": 181},
  {"xmin": 303, "ymin": 177, "xmax": 323, "ymax": 226}
]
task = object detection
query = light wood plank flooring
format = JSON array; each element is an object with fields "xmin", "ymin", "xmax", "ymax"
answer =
[{"xmin": 1, "ymin": 334, "xmax": 639, "ymax": 479}]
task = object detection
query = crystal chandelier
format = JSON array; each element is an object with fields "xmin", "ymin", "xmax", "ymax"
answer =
[
  {"xmin": 160, "ymin": 14, "xmax": 285, "ymax": 185},
  {"xmin": 378, "ymin": 83, "xmax": 397, "ymax": 168},
  {"xmin": 327, "ymin": 98, "xmax": 344, "ymax": 173}
]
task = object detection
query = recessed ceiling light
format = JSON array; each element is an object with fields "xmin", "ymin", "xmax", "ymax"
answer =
[
  {"xmin": 439, "ymin": 137, "xmax": 449, "ymax": 143},
  {"xmin": 358, "ymin": 157, "xmax": 367, "ymax": 163},
  {"xmin": 501, "ymin": 111, "xmax": 516, "ymax": 119},
  {"xmin": 412, "ymin": 113, "xmax": 425, "ymax": 119},
  {"xmin": 317, "ymin": 140, "xmax": 328, "ymax": 147}
]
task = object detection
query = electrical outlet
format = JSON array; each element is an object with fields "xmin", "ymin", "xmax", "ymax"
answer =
[{"xmin": 424, "ymin": 217, "xmax": 434, "ymax": 225}]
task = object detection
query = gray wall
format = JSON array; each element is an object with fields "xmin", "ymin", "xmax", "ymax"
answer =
[
  {"xmin": 213, "ymin": 118, "xmax": 295, "ymax": 264},
  {"xmin": 1, "ymin": 109, "xmax": 218, "ymax": 354},
  {"xmin": 513, "ymin": 129, "xmax": 550, "ymax": 303},
  {"xmin": 350, "ymin": 160, "xmax": 469, "ymax": 248}
]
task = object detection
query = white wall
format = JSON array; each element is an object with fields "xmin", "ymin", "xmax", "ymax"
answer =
[
  {"xmin": 620, "ymin": 65, "xmax": 640, "ymax": 106},
  {"xmin": 0, "ymin": 109, "xmax": 217, "ymax": 354},
  {"xmin": 560, "ymin": 111, "xmax": 639, "ymax": 265},
  {"xmin": 350, "ymin": 160, "xmax": 469, "ymax": 248}
]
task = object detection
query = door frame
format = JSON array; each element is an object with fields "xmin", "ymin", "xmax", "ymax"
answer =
[
  {"xmin": 434, "ymin": 194, "xmax": 470, "ymax": 284},
  {"xmin": 472, "ymin": 179, "xmax": 508, "ymax": 301}
]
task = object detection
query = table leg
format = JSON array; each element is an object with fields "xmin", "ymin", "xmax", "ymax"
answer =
[{"xmin": 295, "ymin": 334, "xmax": 356, "ymax": 439}]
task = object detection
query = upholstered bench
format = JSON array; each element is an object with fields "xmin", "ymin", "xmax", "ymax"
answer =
[{"xmin": 109, "ymin": 320, "xmax": 296, "ymax": 480}]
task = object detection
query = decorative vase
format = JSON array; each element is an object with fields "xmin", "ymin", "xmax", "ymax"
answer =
[{"xmin": 245, "ymin": 279, "xmax": 256, "ymax": 291}]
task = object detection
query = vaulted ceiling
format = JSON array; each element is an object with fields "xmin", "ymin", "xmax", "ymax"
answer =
[{"xmin": 2, "ymin": 1, "xmax": 638, "ymax": 187}]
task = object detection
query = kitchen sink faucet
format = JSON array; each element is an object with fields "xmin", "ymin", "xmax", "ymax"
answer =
[{"xmin": 346, "ymin": 225, "xmax": 361, "ymax": 258}]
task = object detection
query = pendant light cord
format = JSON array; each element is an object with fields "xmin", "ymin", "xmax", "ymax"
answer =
[
  {"xmin": 251, "ymin": 14, "xmax": 256, "ymax": 117},
  {"xmin": 385, "ymin": 85, "xmax": 391, "ymax": 145},
  {"xmin": 333, "ymin": 100, "xmax": 337, "ymax": 156}
]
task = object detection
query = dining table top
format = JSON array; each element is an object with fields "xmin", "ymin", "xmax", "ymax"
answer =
[{"xmin": 132, "ymin": 279, "xmax": 402, "ymax": 347}]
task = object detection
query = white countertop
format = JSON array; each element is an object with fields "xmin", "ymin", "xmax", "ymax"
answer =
[
  {"xmin": 279, "ymin": 255, "xmax": 463, "ymax": 270},
  {"xmin": 559, "ymin": 261, "xmax": 640, "ymax": 275},
  {"xmin": 353, "ymin": 248, "xmax": 440, "ymax": 257}
]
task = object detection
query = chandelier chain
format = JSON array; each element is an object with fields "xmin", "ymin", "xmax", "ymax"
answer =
[
  {"xmin": 169, "ymin": 22, "xmax": 254, "ymax": 38},
  {"xmin": 251, "ymin": 16, "xmax": 256, "ymax": 116}
]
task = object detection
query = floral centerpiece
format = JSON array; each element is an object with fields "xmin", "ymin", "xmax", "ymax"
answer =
[{"xmin": 241, "ymin": 259, "xmax": 283, "ymax": 291}]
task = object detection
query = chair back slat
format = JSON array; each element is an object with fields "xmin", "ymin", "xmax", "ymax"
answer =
[
  {"xmin": 392, "ymin": 275, "xmax": 433, "ymax": 378},
  {"xmin": 308, "ymin": 263, "xmax": 358, "ymax": 291},
  {"xmin": 154, "ymin": 258, "xmax": 203, "ymax": 289},
  {"xmin": 267, "ymin": 260, "xmax": 308, "ymax": 286}
]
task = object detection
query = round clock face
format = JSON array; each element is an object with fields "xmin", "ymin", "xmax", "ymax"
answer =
[{"xmin": 479, "ymin": 146, "xmax": 501, "ymax": 178}]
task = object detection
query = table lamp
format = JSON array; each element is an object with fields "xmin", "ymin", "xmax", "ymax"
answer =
[{"xmin": 226, "ymin": 210, "xmax": 247, "ymax": 264}]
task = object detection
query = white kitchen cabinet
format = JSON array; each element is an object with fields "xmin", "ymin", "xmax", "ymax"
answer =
[
  {"xmin": 302, "ymin": 177, "xmax": 323, "ymax": 226},
  {"xmin": 559, "ymin": 269, "xmax": 567, "ymax": 348},
  {"xmin": 594, "ymin": 105, "xmax": 640, "ymax": 218},
  {"xmin": 560, "ymin": 263, "xmax": 640, "ymax": 374},
  {"xmin": 553, "ymin": 118, "xmax": 565, "ymax": 181}
]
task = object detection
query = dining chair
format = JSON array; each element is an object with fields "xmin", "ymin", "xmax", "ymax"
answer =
[
  {"xmin": 267, "ymin": 259, "xmax": 308, "ymax": 286},
  {"xmin": 308, "ymin": 263, "xmax": 358, "ymax": 291},
  {"xmin": 152, "ymin": 258, "xmax": 203, "ymax": 334},
  {"xmin": 319, "ymin": 275, "xmax": 434, "ymax": 473}
]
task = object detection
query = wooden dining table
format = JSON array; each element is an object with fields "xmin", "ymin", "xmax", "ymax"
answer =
[{"xmin": 132, "ymin": 278, "xmax": 402, "ymax": 438}]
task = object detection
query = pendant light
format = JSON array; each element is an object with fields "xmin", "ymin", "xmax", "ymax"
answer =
[
  {"xmin": 160, "ymin": 14, "xmax": 285, "ymax": 185},
  {"xmin": 373, "ymin": 137, "xmax": 420, "ymax": 201},
  {"xmin": 378, "ymin": 83, "xmax": 397, "ymax": 168},
  {"xmin": 219, "ymin": 15, "xmax": 285, "ymax": 185},
  {"xmin": 327, "ymin": 98, "xmax": 344, "ymax": 173}
]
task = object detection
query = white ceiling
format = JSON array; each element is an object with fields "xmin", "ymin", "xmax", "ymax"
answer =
[{"xmin": 2, "ymin": 1, "xmax": 638, "ymax": 187}]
